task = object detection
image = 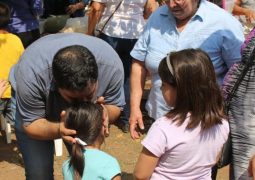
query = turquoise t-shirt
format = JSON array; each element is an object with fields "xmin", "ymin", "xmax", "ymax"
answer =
[{"xmin": 62, "ymin": 149, "xmax": 121, "ymax": 180}]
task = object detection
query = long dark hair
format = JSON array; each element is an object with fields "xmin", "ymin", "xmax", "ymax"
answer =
[
  {"xmin": 65, "ymin": 102, "xmax": 103, "ymax": 179},
  {"xmin": 158, "ymin": 49, "xmax": 225, "ymax": 130}
]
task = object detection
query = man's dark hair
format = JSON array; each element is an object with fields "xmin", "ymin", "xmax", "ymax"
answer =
[
  {"xmin": 0, "ymin": 2, "xmax": 10, "ymax": 29},
  {"xmin": 52, "ymin": 45, "xmax": 98, "ymax": 91}
]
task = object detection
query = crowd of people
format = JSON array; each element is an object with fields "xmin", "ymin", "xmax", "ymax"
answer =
[{"xmin": 1, "ymin": 0, "xmax": 255, "ymax": 180}]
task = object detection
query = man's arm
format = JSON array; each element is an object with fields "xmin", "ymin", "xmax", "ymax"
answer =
[
  {"xmin": 23, "ymin": 118, "xmax": 60, "ymax": 140},
  {"xmin": 23, "ymin": 111, "xmax": 76, "ymax": 142}
]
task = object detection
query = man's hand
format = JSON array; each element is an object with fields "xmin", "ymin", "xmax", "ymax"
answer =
[
  {"xmin": 59, "ymin": 111, "xmax": 76, "ymax": 144},
  {"xmin": 95, "ymin": 96, "xmax": 109, "ymax": 136},
  {"xmin": 129, "ymin": 108, "xmax": 144, "ymax": 139},
  {"xmin": 248, "ymin": 154, "xmax": 255, "ymax": 179},
  {"xmin": 101, "ymin": 104, "xmax": 109, "ymax": 137}
]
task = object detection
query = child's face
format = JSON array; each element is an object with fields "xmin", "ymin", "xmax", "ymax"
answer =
[{"xmin": 160, "ymin": 81, "xmax": 177, "ymax": 107}]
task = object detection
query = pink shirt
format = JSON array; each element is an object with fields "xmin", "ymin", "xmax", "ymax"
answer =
[{"xmin": 142, "ymin": 115, "xmax": 229, "ymax": 180}]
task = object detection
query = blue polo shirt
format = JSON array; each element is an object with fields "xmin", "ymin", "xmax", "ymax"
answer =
[
  {"xmin": 11, "ymin": 33, "xmax": 125, "ymax": 130},
  {"xmin": 131, "ymin": 0, "xmax": 244, "ymax": 119}
]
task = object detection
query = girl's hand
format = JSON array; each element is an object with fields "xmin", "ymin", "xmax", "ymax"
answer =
[
  {"xmin": 0, "ymin": 79, "xmax": 9, "ymax": 98},
  {"xmin": 59, "ymin": 111, "xmax": 76, "ymax": 144}
]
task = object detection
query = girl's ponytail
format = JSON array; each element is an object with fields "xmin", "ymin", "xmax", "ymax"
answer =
[
  {"xmin": 70, "ymin": 143, "xmax": 85, "ymax": 179},
  {"xmin": 65, "ymin": 102, "xmax": 103, "ymax": 179}
]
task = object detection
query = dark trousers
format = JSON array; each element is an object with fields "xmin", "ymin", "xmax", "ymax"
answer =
[
  {"xmin": 15, "ymin": 28, "xmax": 40, "ymax": 48},
  {"xmin": 98, "ymin": 33, "xmax": 137, "ymax": 83},
  {"xmin": 98, "ymin": 33, "xmax": 137, "ymax": 124}
]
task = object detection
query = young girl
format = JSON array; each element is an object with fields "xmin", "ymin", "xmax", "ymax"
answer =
[
  {"xmin": 134, "ymin": 49, "xmax": 230, "ymax": 179},
  {"xmin": 62, "ymin": 102, "xmax": 121, "ymax": 180}
]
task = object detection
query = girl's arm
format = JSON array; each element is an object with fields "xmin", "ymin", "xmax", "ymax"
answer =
[
  {"xmin": 134, "ymin": 147, "xmax": 159, "ymax": 180},
  {"xmin": 87, "ymin": 1, "xmax": 105, "ymax": 35},
  {"xmin": 143, "ymin": 0, "xmax": 158, "ymax": 19}
]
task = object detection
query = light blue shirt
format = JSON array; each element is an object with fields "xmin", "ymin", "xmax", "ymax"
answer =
[
  {"xmin": 62, "ymin": 149, "xmax": 121, "ymax": 180},
  {"xmin": 131, "ymin": 0, "xmax": 244, "ymax": 120}
]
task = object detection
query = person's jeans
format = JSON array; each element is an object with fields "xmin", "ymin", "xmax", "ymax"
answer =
[
  {"xmin": 15, "ymin": 129, "xmax": 55, "ymax": 180},
  {"xmin": 98, "ymin": 33, "xmax": 137, "ymax": 124},
  {"xmin": 10, "ymin": 69, "xmax": 56, "ymax": 180},
  {"xmin": 13, "ymin": 100, "xmax": 72, "ymax": 180}
]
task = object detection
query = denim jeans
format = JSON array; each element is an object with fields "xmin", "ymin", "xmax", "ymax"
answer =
[
  {"xmin": 98, "ymin": 33, "xmax": 137, "ymax": 124},
  {"xmin": 12, "ymin": 94, "xmax": 56, "ymax": 180},
  {"xmin": 10, "ymin": 69, "xmax": 59, "ymax": 180},
  {"xmin": 15, "ymin": 129, "xmax": 55, "ymax": 180}
]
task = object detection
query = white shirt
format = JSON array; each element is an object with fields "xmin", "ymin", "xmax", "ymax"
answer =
[{"xmin": 94, "ymin": 0, "xmax": 147, "ymax": 39}]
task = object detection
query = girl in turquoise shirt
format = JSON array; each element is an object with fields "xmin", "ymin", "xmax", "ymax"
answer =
[{"xmin": 62, "ymin": 102, "xmax": 121, "ymax": 180}]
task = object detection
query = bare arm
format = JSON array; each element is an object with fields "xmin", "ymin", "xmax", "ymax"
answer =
[
  {"xmin": 232, "ymin": 0, "xmax": 255, "ymax": 23},
  {"xmin": 0, "ymin": 79, "xmax": 8, "ymax": 98},
  {"xmin": 134, "ymin": 147, "xmax": 159, "ymax": 180},
  {"xmin": 23, "ymin": 111, "xmax": 76, "ymax": 143},
  {"xmin": 129, "ymin": 60, "xmax": 147, "ymax": 139},
  {"xmin": 144, "ymin": 0, "xmax": 158, "ymax": 19},
  {"xmin": 23, "ymin": 118, "xmax": 61, "ymax": 140},
  {"xmin": 87, "ymin": 1, "xmax": 105, "ymax": 35}
]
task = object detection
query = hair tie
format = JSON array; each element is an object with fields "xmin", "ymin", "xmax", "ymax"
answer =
[
  {"xmin": 166, "ymin": 54, "xmax": 174, "ymax": 76},
  {"xmin": 74, "ymin": 137, "xmax": 87, "ymax": 146}
]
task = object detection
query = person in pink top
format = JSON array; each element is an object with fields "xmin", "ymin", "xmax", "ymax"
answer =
[{"xmin": 134, "ymin": 49, "xmax": 229, "ymax": 179}]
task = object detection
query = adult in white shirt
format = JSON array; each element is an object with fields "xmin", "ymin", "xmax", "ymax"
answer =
[{"xmin": 88, "ymin": 0, "xmax": 158, "ymax": 132}]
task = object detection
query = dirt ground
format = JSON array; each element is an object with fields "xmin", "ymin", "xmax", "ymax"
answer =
[{"xmin": 0, "ymin": 125, "xmax": 229, "ymax": 180}]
